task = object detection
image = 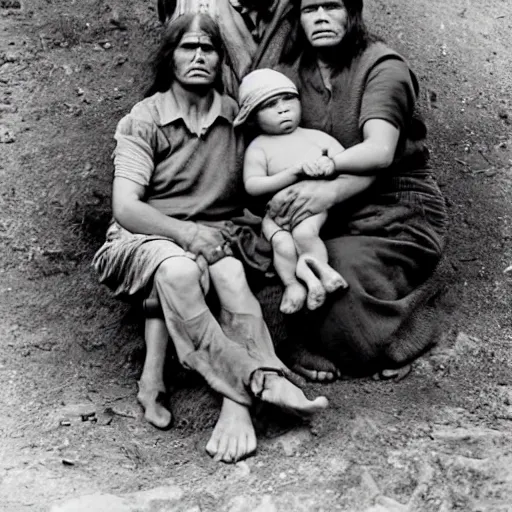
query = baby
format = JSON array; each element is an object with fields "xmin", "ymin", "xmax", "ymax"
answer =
[{"xmin": 235, "ymin": 68, "xmax": 350, "ymax": 314}]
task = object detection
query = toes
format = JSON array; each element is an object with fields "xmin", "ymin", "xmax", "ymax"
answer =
[
  {"xmin": 293, "ymin": 365, "xmax": 318, "ymax": 381},
  {"xmin": 323, "ymin": 273, "xmax": 348, "ymax": 293},
  {"xmin": 307, "ymin": 286, "xmax": 326, "ymax": 310},
  {"xmin": 205, "ymin": 433, "xmax": 220, "ymax": 458},
  {"xmin": 213, "ymin": 434, "xmax": 229, "ymax": 462}
]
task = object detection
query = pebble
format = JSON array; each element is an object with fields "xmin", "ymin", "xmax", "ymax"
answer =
[
  {"xmin": 271, "ymin": 426, "xmax": 312, "ymax": 457},
  {"xmin": 50, "ymin": 485, "xmax": 183, "ymax": 512},
  {"xmin": 0, "ymin": 103, "xmax": 17, "ymax": 113},
  {"xmin": 252, "ymin": 495, "xmax": 277, "ymax": 512},
  {"xmin": 0, "ymin": 124, "xmax": 15, "ymax": 143},
  {"xmin": 60, "ymin": 402, "xmax": 96, "ymax": 421}
]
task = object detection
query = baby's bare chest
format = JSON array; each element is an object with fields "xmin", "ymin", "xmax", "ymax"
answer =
[{"xmin": 265, "ymin": 137, "xmax": 324, "ymax": 176}]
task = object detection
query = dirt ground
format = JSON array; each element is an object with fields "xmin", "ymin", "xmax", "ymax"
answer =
[{"xmin": 1, "ymin": 0, "xmax": 512, "ymax": 511}]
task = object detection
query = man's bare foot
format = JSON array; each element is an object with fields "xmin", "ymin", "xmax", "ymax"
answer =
[
  {"xmin": 295, "ymin": 256, "xmax": 326, "ymax": 310},
  {"xmin": 280, "ymin": 281, "xmax": 307, "ymax": 314},
  {"xmin": 250, "ymin": 368, "xmax": 329, "ymax": 417},
  {"xmin": 137, "ymin": 381, "xmax": 172, "ymax": 430},
  {"xmin": 299, "ymin": 255, "xmax": 348, "ymax": 293},
  {"xmin": 206, "ymin": 398, "xmax": 257, "ymax": 463},
  {"xmin": 288, "ymin": 347, "xmax": 340, "ymax": 382}
]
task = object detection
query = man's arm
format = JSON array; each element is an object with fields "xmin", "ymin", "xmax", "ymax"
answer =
[
  {"xmin": 113, "ymin": 177, "xmax": 197, "ymax": 248},
  {"xmin": 243, "ymin": 143, "xmax": 302, "ymax": 196}
]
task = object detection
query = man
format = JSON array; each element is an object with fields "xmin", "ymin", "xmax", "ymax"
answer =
[{"xmin": 157, "ymin": 0, "xmax": 295, "ymax": 94}]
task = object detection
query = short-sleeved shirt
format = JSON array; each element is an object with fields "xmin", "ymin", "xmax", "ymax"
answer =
[
  {"xmin": 279, "ymin": 42, "xmax": 429, "ymax": 173},
  {"xmin": 113, "ymin": 88, "xmax": 245, "ymax": 221}
]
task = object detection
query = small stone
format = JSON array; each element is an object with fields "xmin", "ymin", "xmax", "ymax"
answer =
[
  {"xmin": 60, "ymin": 402, "xmax": 96, "ymax": 420},
  {"xmin": 76, "ymin": 87, "xmax": 84, "ymax": 96},
  {"xmin": 233, "ymin": 461, "xmax": 251, "ymax": 478},
  {"xmin": 103, "ymin": 42, "xmax": 112, "ymax": 49},
  {"xmin": 0, "ymin": 125, "xmax": 15, "ymax": 143},
  {"xmin": 498, "ymin": 108, "xmax": 509, "ymax": 120},
  {"xmin": 252, "ymin": 496, "xmax": 277, "ymax": 512},
  {"xmin": 0, "ymin": 103, "xmax": 17, "ymax": 113},
  {"xmin": 272, "ymin": 427, "xmax": 312, "ymax": 457}
]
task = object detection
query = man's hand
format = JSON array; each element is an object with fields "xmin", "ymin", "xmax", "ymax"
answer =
[
  {"xmin": 266, "ymin": 180, "xmax": 339, "ymax": 230},
  {"xmin": 185, "ymin": 223, "xmax": 233, "ymax": 264}
]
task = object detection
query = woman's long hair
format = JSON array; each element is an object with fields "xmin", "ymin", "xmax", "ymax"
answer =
[
  {"xmin": 282, "ymin": 0, "xmax": 380, "ymax": 69},
  {"xmin": 145, "ymin": 13, "xmax": 225, "ymax": 98}
]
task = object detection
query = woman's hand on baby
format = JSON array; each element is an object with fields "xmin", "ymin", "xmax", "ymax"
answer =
[
  {"xmin": 186, "ymin": 223, "xmax": 233, "ymax": 264},
  {"xmin": 267, "ymin": 180, "xmax": 339, "ymax": 230},
  {"xmin": 302, "ymin": 155, "xmax": 336, "ymax": 178}
]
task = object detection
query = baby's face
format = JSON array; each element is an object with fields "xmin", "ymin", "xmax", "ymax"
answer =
[{"xmin": 255, "ymin": 93, "xmax": 301, "ymax": 135}]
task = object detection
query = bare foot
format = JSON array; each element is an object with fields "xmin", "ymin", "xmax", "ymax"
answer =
[
  {"xmin": 295, "ymin": 256, "xmax": 326, "ymax": 310},
  {"xmin": 137, "ymin": 382, "xmax": 172, "ymax": 430},
  {"xmin": 280, "ymin": 281, "xmax": 307, "ymax": 314},
  {"xmin": 206, "ymin": 398, "xmax": 257, "ymax": 463},
  {"xmin": 250, "ymin": 369, "xmax": 329, "ymax": 417},
  {"xmin": 372, "ymin": 365, "xmax": 412, "ymax": 382},
  {"xmin": 288, "ymin": 347, "xmax": 340, "ymax": 382},
  {"xmin": 300, "ymin": 255, "xmax": 348, "ymax": 293}
]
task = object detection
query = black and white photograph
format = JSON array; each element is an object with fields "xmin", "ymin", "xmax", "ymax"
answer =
[{"xmin": 1, "ymin": 0, "xmax": 511, "ymax": 510}]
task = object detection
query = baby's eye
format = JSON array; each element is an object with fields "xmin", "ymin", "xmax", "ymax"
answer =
[{"xmin": 261, "ymin": 98, "xmax": 279, "ymax": 109}]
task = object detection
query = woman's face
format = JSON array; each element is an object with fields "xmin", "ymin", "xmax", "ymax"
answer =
[
  {"xmin": 172, "ymin": 27, "xmax": 220, "ymax": 88},
  {"xmin": 255, "ymin": 93, "xmax": 301, "ymax": 135},
  {"xmin": 300, "ymin": 0, "xmax": 348, "ymax": 48}
]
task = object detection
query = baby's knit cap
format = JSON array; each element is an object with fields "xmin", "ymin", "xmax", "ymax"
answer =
[{"xmin": 233, "ymin": 68, "xmax": 298, "ymax": 127}]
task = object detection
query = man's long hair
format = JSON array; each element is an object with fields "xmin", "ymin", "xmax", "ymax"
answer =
[
  {"xmin": 145, "ymin": 13, "xmax": 225, "ymax": 98},
  {"xmin": 282, "ymin": 0, "xmax": 380, "ymax": 69}
]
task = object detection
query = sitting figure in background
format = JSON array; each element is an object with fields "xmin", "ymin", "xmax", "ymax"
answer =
[{"xmin": 236, "ymin": 69, "xmax": 373, "ymax": 314}]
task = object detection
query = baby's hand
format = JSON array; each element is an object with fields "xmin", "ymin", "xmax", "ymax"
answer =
[{"xmin": 302, "ymin": 155, "xmax": 336, "ymax": 178}]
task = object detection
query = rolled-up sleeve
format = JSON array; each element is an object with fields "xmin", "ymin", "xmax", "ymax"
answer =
[
  {"xmin": 359, "ymin": 57, "xmax": 417, "ymax": 133},
  {"xmin": 113, "ymin": 116, "xmax": 159, "ymax": 187}
]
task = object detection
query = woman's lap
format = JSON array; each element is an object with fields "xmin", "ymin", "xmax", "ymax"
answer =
[{"xmin": 264, "ymin": 172, "xmax": 449, "ymax": 373}]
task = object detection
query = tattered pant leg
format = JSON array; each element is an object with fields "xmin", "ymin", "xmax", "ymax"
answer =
[{"xmin": 154, "ymin": 263, "xmax": 286, "ymax": 406}]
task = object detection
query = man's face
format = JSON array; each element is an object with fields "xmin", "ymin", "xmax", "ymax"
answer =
[
  {"xmin": 300, "ymin": 0, "xmax": 348, "ymax": 48},
  {"xmin": 172, "ymin": 29, "xmax": 220, "ymax": 88},
  {"xmin": 255, "ymin": 93, "xmax": 301, "ymax": 135}
]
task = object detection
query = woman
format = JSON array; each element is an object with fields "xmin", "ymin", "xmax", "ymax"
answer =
[
  {"xmin": 264, "ymin": 0, "xmax": 448, "ymax": 381},
  {"xmin": 93, "ymin": 13, "xmax": 327, "ymax": 464}
]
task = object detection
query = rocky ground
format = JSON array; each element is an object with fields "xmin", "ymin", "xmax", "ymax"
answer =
[{"xmin": 1, "ymin": 0, "xmax": 511, "ymax": 511}]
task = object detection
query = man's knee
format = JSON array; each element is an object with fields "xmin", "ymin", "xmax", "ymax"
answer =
[
  {"xmin": 210, "ymin": 257, "xmax": 248, "ymax": 293},
  {"xmin": 154, "ymin": 257, "xmax": 200, "ymax": 292}
]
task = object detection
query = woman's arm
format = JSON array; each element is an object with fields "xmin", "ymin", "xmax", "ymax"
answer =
[
  {"xmin": 267, "ymin": 119, "xmax": 399, "ymax": 228},
  {"xmin": 243, "ymin": 144, "xmax": 302, "ymax": 196},
  {"xmin": 330, "ymin": 119, "xmax": 400, "ymax": 175}
]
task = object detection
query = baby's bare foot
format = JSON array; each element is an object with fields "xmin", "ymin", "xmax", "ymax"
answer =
[
  {"xmin": 300, "ymin": 256, "xmax": 348, "ymax": 293},
  {"xmin": 296, "ymin": 256, "xmax": 326, "ymax": 310},
  {"xmin": 137, "ymin": 382, "xmax": 172, "ymax": 430},
  {"xmin": 280, "ymin": 282, "xmax": 307, "ymax": 314},
  {"xmin": 206, "ymin": 398, "xmax": 257, "ymax": 463},
  {"xmin": 250, "ymin": 369, "xmax": 329, "ymax": 417}
]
